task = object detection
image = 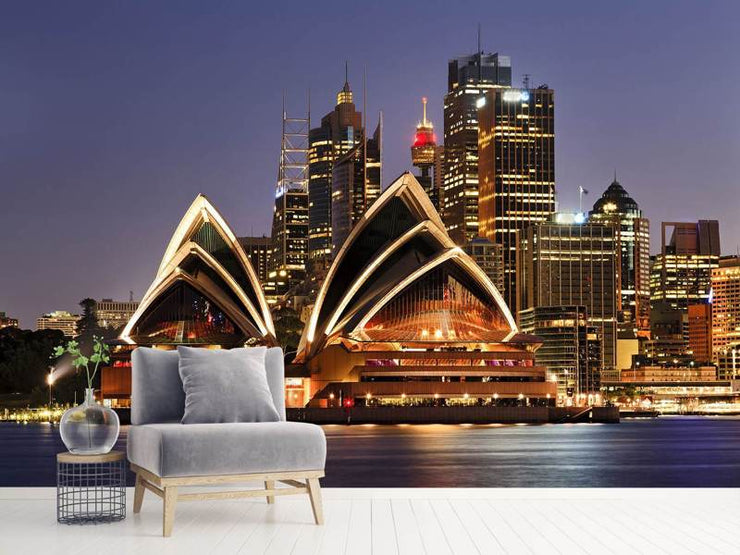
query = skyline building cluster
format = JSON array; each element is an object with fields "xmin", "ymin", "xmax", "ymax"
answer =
[{"xmin": 8, "ymin": 41, "xmax": 737, "ymax": 411}]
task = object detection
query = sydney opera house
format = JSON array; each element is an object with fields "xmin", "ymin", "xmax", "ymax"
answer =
[
  {"xmin": 100, "ymin": 195, "xmax": 278, "ymax": 406},
  {"xmin": 102, "ymin": 174, "xmax": 557, "ymax": 411},
  {"xmin": 296, "ymin": 173, "xmax": 555, "ymax": 408}
]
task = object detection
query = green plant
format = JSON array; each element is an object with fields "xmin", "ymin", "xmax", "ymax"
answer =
[{"xmin": 52, "ymin": 336, "xmax": 110, "ymax": 390}]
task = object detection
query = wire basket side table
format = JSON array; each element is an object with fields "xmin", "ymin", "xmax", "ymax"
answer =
[{"xmin": 56, "ymin": 451, "xmax": 126, "ymax": 524}]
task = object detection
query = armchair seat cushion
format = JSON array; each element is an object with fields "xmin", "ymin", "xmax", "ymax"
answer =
[{"xmin": 127, "ymin": 421, "xmax": 326, "ymax": 478}]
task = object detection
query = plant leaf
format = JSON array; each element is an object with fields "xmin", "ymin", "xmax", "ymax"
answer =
[{"xmin": 73, "ymin": 355, "xmax": 89, "ymax": 369}]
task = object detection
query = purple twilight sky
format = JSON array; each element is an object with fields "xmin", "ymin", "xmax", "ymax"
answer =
[{"xmin": 1, "ymin": 0, "xmax": 739, "ymax": 328}]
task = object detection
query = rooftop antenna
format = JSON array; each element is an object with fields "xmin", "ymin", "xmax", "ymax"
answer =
[
  {"xmin": 578, "ymin": 186, "xmax": 589, "ymax": 213},
  {"xmin": 522, "ymin": 73, "xmax": 531, "ymax": 89},
  {"xmin": 363, "ymin": 65, "xmax": 368, "ymax": 209},
  {"xmin": 614, "ymin": 168, "xmax": 617, "ymax": 182},
  {"xmin": 379, "ymin": 109, "xmax": 383, "ymax": 189},
  {"xmin": 345, "ymin": 60, "xmax": 349, "ymax": 85},
  {"xmin": 129, "ymin": 290, "xmax": 134, "ymax": 302},
  {"xmin": 477, "ymin": 23, "xmax": 482, "ymax": 81}
]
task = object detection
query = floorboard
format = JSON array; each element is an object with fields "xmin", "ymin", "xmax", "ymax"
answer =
[{"xmin": 0, "ymin": 488, "xmax": 736, "ymax": 554}]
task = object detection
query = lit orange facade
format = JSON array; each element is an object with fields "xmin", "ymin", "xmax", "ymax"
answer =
[
  {"xmin": 688, "ymin": 303, "xmax": 712, "ymax": 363},
  {"xmin": 618, "ymin": 366, "xmax": 716, "ymax": 383}
]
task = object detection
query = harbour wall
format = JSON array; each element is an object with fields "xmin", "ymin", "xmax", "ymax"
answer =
[{"xmin": 287, "ymin": 406, "xmax": 620, "ymax": 424}]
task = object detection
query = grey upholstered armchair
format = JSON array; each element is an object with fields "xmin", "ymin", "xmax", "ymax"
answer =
[{"xmin": 126, "ymin": 347, "xmax": 326, "ymax": 537}]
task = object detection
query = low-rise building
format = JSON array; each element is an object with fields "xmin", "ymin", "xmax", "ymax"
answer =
[
  {"xmin": 36, "ymin": 311, "xmax": 78, "ymax": 337},
  {"xmin": 519, "ymin": 305, "xmax": 601, "ymax": 403},
  {"xmin": 0, "ymin": 312, "xmax": 19, "ymax": 330},
  {"xmin": 602, "ymin": 365, "xmax": 739, "ymax": 414},
  {"xmin": 716, "ymin": 342, "xmax": 739, "ymax": 380},
  {"xmin": 618, "ymin": 366, "xmax": 716, "ymax": 382},
  {"xmin": 95, "ymin": 298, "xmax": 139, "ymax": 330}
]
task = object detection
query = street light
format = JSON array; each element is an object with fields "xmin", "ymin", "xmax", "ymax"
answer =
[{"xmin": 46, "ymin": 370, "xmax": 54, "ymax": 407}]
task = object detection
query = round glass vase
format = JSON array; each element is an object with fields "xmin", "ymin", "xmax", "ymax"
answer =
[{"xmin": 60, "ymin": 388, "xmax": 120, "ymax": 455}]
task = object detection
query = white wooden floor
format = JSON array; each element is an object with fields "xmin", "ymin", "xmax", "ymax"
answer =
[{"xmin": 0, "ymin": 487, "xmax": 737, "ymax": 554}]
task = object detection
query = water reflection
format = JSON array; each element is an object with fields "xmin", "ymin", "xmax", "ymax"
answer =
[
  {"xmin": 1, "ymin": 416, "xmax": 738, "ymax": 488},
  {"xmin": 322, "ymin": 416, "xmax": 740, "ymax": 487}
]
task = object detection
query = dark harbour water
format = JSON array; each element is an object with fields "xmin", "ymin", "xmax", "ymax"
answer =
[{"xmin": 1, "ymin": 416, "xmax": 738, "ymax": 487}]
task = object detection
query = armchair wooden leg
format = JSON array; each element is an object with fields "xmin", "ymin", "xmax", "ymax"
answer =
[
  {"xmin": 306, "ymin": 477, "xmax": 324, "ymax": 525},
  {"xmin": 264, "ymin": 480, "xmax": 275, "ymax": 504},
  {"xmin": 133, "ymin": 473, "xmax": 145, "ymax": 514},
  {"xmin": 162, "ymin": 486, "xmax": 178, "ymax": 537}
]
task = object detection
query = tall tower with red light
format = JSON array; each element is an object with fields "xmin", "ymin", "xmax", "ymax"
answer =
[{"xmin": 410, "ymin": 97, "xmax": 442, "ymax": 210}]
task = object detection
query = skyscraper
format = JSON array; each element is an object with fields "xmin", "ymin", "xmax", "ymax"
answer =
[
  {"xmin": 463, "ymin": 236, "xmax": 504, "ymax": 295},
  {"xmin": 711, "ymin": 256, "xmax": 740, "ymax": 365},
  {"xmin": 331, "ymin": 117, "xmax": 382, "ymax": 252},
  {"xmin": 478, "ymin": 86, "xmax": 556, "ymax": 312},
  {"xmin": 410, "ymin": 97, "xmax": 441, "ymax": 211},
  {"xmin": 520, "ymin": 219, "xmax": 619, "ymax": 371},
  {"xmin": 442, "ymin": 51, "xmax": 511, "ymax": 245},
  {"xmin": 650, "ymin": 220, "xmax": 720, "ymax": 311},
  {"xmin": 238, "ymin": 236, "xmax": 272, "ymax": 285},
  {"xmin": 589, "ymin": 177, "xmax": 650, "ymax": 337},
  {"xmin": 308, "ymin": 71, "xmax": 363, "ymax": 263},
  {"xmin": 270, "ymin": 103, "xmax": 309, "ymax": 297}
]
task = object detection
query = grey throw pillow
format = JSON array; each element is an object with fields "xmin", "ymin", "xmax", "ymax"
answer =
[
  {"xmin": 131, "ymin": 347, "xmax": 184, "ymax": 425},
  {"xmin": 177, "ymin": 346, "xmax": 280, "ymax": 424}
]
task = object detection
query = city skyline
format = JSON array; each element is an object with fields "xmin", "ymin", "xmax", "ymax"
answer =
[{"xmin": 3, "ymin": 1, "xmax": 740, "ymax": 328}]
